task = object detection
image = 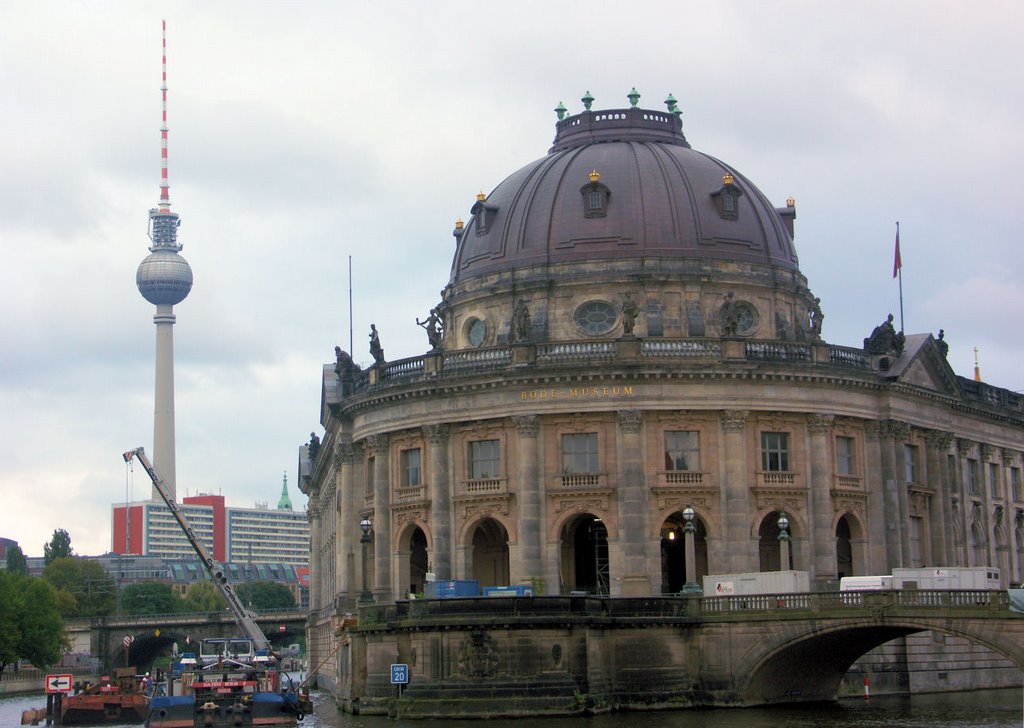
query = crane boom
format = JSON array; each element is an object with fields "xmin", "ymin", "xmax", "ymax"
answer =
[{"xmin": 122, "ymin": 447, "xmax": 273, "ymax": 654}]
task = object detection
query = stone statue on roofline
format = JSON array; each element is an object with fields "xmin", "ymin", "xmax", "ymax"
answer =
[
  {"xmin": 864, "ymin": 313, "xmax": 905, "ymax": 356},
  {"xmin": 369, "ymin": 324, "xmax": 385, "ymax": 365},
  {"xmin": 417, "ymin": 307, "xmax": 445, "ymax": 351}
]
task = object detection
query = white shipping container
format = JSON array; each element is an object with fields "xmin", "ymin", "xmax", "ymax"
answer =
[
  {"xmin": 892, "ymin": 567, "xmax": 1000, "ymax": 590},
  {"xmin": 703, "ymin": 570, "xmax": 810, "ymax": 597},
  {"xmin": 839, "ymin": 575, "xmax": 893, "ymax": 591}
]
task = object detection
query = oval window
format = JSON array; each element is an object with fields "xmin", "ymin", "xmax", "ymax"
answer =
[
  {"xmin": 574, "ymin": 300, "xmax": 617, "ymax": 336},
  {"xmin": 467, "ymin": 318, "xmax": 487, "ymax": 347}
]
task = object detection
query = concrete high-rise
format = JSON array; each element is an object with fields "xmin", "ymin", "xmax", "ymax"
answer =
[{"xmin": 135, "ymin": 21, "xmax": 192, "ymax": 500}]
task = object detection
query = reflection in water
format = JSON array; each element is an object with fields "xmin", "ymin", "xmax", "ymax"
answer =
[{"xmin": 2, "ymin": 687, "xmax": 1021, "ymax": 728}]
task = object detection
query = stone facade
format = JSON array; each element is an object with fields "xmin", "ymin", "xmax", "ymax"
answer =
[{"xmin": 300, "ymin": 97, "xmax": 1024, "ymax": 709}]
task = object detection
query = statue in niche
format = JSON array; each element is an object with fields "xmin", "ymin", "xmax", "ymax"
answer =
[
  {"xmin": 864, "ymin": 313, "xmax": 904, "ymax": 355},
  {"xmin": 416, "ymin": 307, "xmax": 444, "ymax": 351},
  {"xmin": 621, "ymin": 294, "xmax": 640, "ymax": 336},
  {"xmin": 512, "ymin": 298, "xmax": 531, "ymax": 343},
  {"xmin": 308, "ymin": 432, "xmax": 321, "ymax": 461},
  {"xmin": 719, "ymin": 292, "xmax": 740, "ymax": 336},
  {"xmin": 808, "ymin": 297, "xmax": 823, "ymax": 339},
  {"xmin": 369, "ymin": 324, "xmax": 385, "ymax": 365}
]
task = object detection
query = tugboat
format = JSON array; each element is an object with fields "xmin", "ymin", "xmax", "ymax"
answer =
[
  {"xmin": 123, "ymin": 448, "xmax": 310, "ymax": 727},
  {"xmin": 21, "ymin": 668, "xmax": 147, "ymax": 726}
]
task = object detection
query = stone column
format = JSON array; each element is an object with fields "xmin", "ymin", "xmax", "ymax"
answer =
[
  {"xmin": 806, "ymin": 414, "xmax": 836, "ymax": 586},
  {"xmin": 863, "ymin": 421, "xmax": 887, "ymax": 574},
  {"xmin": 879, "ymin": 421, "xmax": 905, "ymax": 571},
  {"xmin": 890, "ymin": 421, "xmax": 912, "ymax": 566},
  {"xmin": 336, "ymin": 442, "xmax": 356, "ymax": 606},
  {"xmin": 616, "ymin": 410, "xmax": 649, "ymax": 595},
  {"xmin": 720, "ymin": 410, "xmax": 751, "ymax": 573},
  {"xmin": 925, "ymin": 430, "xmax": 953, "ymax": 566},
  {"xmin": 424, "ymin": 424, "xmax": 451, "ymax": 580},
  {"xmin": 513, "ymin": 415, "xmax": 543, "ymax": 589},
  {"xmin": 308, "ymin": 505, "xmax": 320, "ymax": 611},
  {"xmin": 367, "ymin": 433, "xmax": 392, "ymax": 603}
]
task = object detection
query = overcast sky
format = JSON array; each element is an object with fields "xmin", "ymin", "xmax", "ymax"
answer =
[{"xmin": 2, "ymin": 1, "xmax": 1022, "ymax": 557}]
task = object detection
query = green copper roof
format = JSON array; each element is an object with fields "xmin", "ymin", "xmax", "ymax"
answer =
[{"xmin": 277, "ymin": 471, "xmax": 293, "ymax": 510}]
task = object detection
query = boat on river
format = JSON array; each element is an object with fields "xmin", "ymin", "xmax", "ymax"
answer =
[
  {"xmin": 147, "ymin": 638, "xmax": 307, "ymax": 727},
  {"xmin": 21, "ymin": 667, "xmax": 147, "ymax": 726}
]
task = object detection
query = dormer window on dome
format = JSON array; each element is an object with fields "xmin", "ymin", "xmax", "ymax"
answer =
[
  {"xmin": 471, "ymin": 191, "xmax": 499, "ymax": 235},
  {"xmin": 580, "ymin": 169, "xmax": 611, "ymax": 219},
  {"xmin": 711, "ymin": 173, "xmax": 743, "ymax": 221}
]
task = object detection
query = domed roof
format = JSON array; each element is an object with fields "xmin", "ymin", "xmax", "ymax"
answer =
[
  {"xmin": 137, "ymin": 249, "xmax": 193, "ymax": 306},
  {"xmin": 448, "ymin": 99, "xmax": 799, "ymax": 287}
]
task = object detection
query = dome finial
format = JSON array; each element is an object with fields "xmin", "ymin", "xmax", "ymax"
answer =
[
  {"xmin": 454, "ymin": 218, "xmax": 464, "ymax": 230},
  {"xmin": 664, "ymin": 93, "xmax": 677, "ymax": 112},
  {"xmin": 627, "ymin": 87, "xmax": 641, "ymax": 107},
  {"xmin": 581, "ymin": 90, "xmax": 594, "ymax": 110},
  {"xmin": 554, "ymin": 101, "xmax": 567, "ymax": 121},
  {"xmin": 476, "ymin": 190, "xmax": 487, "ymax": 202},
  {"xmin": 723, "ymin": 173, "xmax": 735, "ymax": 186},
  {"xmin": 589, "ymin": 169, "xmax": 601, "ymax": 184},
  {"xmin": 786, "ymin": 196, "xmax": 795, "ymax": 208}
]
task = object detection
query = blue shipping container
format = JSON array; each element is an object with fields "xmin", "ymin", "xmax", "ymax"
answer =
[
  {"xmin": 483, "ymin": 585, "xmax": 533, "ymax": 597},
  {"xmin": 425, "ymin": 579, "xmax": 480, "ymax": 598}
]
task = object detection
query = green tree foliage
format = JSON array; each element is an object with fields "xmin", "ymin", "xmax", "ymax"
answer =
[
  {"xmin": 43, "ymin": 528, "xmax": 74, "ymax": 565},
  {"xmin": 5, "ymin": 544, "xmax": 28, "ymax": 575},
  {"xmin": 121, "ymin": 581, "xmax": 185, "ymax": 615},
  {"xmin": 236, "ymin": 581, "xmax": 296, "ymax": 610},
  {"xmin": 43, "ymin": 557, "xmax": 116, "ymax": 618},
  {"xmin": 184, "ymin": 580, "xmax": 228, "ymax": 612},
  {"xmin": 0, "ymin": 571, "xmax": 66, "ymax": 677}
]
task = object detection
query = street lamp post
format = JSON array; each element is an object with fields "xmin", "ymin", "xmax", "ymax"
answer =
[
  {"xmin": 777, "ymin": 511, "xmax": 791, "ymax": 571},
  {"xmin": 359, "ymin": 517, "xmax": 374, "ymax": 604},
  {"xmin": 681, "ymin": 505, "xmax": 701, "ymax": 594}
]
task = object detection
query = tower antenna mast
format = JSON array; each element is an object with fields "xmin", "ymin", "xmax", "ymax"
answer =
[{"xmin": 159, "ymin": 18, "xmax": 171, "ymax": 212}]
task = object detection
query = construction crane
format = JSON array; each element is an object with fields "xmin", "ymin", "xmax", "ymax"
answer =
[{"xmin": 122, "ymin": 447, "xmax": 273, "ymax": 655}]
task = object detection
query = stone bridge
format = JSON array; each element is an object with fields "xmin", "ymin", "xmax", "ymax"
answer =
[
  {"xmin": 342, "ymin": 590, "xmax": 1024, "ymax": 717},
  {"xmin": 81, "ymin": 609, "xmax": 307, "ymax": 672}
]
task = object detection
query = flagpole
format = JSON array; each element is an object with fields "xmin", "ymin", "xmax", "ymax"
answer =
[{"xmin": 895, "ymin": 221, "xmax": 905, "ymax": 332}]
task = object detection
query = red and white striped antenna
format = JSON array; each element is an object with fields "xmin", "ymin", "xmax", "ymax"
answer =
[{"xmin": 159, "ymin": 18, "xmax": 171, "ymax": 211}]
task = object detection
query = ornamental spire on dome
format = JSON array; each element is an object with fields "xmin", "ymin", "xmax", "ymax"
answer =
[{"xmin": 278, "ymin": 471, "xmax": 293, "ymax": 510}]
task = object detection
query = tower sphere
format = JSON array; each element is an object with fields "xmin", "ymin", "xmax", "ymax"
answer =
[{"xmin": 137, "ymin": 248, "xmax": 193, "ymax": 306}]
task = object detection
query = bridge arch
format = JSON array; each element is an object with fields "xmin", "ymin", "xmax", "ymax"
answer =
[{"xmin": 734, "ymin": 616, "xmax": 1024, "ymax": 706}]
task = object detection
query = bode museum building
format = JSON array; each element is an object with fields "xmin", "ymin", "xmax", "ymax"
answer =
[{"xmin": 301, "ymin": 92, "xmax": 1024, "ymax": 710}]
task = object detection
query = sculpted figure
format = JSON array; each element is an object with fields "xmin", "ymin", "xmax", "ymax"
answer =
[
  {"xmin": 513, "ymin": 299, "xmax": 531, "ymax": 343},
  {"xmin": 936, "ymin": 329, "xmax": 949, "ymax": 358},
  {"xmin": 720, "ymin": 292, "xmax": 740, "ymax": 336},
  {"xmin": 308, "ymin": 432, "xmax": 321, "ymax": 461},
  {"xmin": 864, "ymin": 313, "xmax": 904, "ymax": 355},
  {"xmin": 621, "ymin": 294, "xmax": 640, "ymax": 336},
  {"xmin": 369, "ymin": 324, "xmax": 385, "ymax": 365},
  {"xmin": 334, "ymin": 346, "xmax": 358, "ymax": 376},
  {"xmin": 417, "ymin": 307, "xmax": 444, "ymax": 350},
  {"xmin": 808, "ymin": 297, "xmax": 823, "ymax": 339}
]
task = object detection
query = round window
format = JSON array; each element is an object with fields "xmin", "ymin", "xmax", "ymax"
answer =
[
  {"xmin": 466, "ymin": 318, "xmax": 487, "ymax": 347},
  {"xmin": 574, "ymin": 300, "xmax": 618, "ymax": 336},
  {"xmin": 735, "ymin": 303, "xmax": 758, "ymax": 335}
]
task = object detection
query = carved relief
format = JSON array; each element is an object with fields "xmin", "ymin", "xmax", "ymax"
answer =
[
  {"xmin": 512, "ymin": 415, "xmax": 539, "ymax": 437},
  {"xmin": 455, "ymin": 631, "xmax": 501, "ymax": 680},
  {"xmin": 423, "ymin": 423, "xmax": 449, "ymax": 445},
  {"xmin": 831, "ymin": 493, "xmax": 867, "ymax": 521},
  {"xmin": 885, "ymin": 420, "xmax": 910, "ymax": 441},
  {"xmin": 552, "ymin": 497, "xmax": 608, "ymax": 515},
  {"xmin": 924, "ymin": 429, "xmax": 954, "ymax": 452},
  {"xmin": 335, "ymin": 442, "xmax": 356, "ymax": 467},
  {"xmin": 958, "ymin": 438, "xmax": 975, "ymax": 457},
  {"xmin": 366, "ymin": 433, "xmax": 390, "ymax": 456},
  {"xmin": 910, "ymin": 491, "xmax": 928, "ymax": 517},
  {"xmin": 864, "ymin": 420, "xmax": 884, "ymax": 440},
  {"xmin": 1004, "ymin": 449, "xmax": 1018, "ymax": 467},
  {"xmin": 720, "ymin": 410, "xmax": 749, "ymax": 432},
  {"xmin": 981, "ymin": 444, "xmax": 996, "ymax": 462},
  {"xmin": 617, "ymin": 410, "xmax": 643, "ymax": 433},
  {"xmin": 806, "ymin": 413, "xmax": 835, "ymax": 434}
]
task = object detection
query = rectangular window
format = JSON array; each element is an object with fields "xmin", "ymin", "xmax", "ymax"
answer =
[
  {"xmin": 761, "ymin": 432, "xmax": 789, "ymax": 472},
  {"xmin": 904, "ymin": 444, "xmax": 918, "ymax": 483},
  {"xmin": 836, "ymin": 436, "xmax": 855, "ymax": 475},
  {"xmin": 562, "ymin": 433, "xmax": 599, "ymax": 475},
  {"xmin": 588, "ymin": 190, "xmax": 603, "ymax": 210},
  {"xmin": 990, "ymin": 463, "xmax": 1000, "ymax": 498},
  {"xmin": 401, "ymin": 448, "xmax": 421, "ymax": 487},
  {"xmin": 469, "ymin": 440, "xmax": 500, "ymax": 480},
  {"xmin": 966, "ymin": 458, "xmax": 978, "ymax": 495},
  {"xmin": 664, "ymin": 431, "xmax": 700, "ymax": 471},
  {"xmin": 1012, "ymin": 468, "xmax": 1022, "ymax": 502}
]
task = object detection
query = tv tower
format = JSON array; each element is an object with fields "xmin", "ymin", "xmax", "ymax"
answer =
[{"xmin": 136, "ymin": 20, "xmax": 193, "ymax": 500}]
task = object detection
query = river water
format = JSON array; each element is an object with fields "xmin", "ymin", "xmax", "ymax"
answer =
[{"xmin": 3, "ymin": 688, "xmax": 1022, "ymax": 727}]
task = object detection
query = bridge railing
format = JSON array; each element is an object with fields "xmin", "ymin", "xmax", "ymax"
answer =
[
  {"xmin": 91, "ymin": 608, "xmax": 307, "ymax": 627},
  {"xmin": 701, "ymin": 589, "xmax": 1011, "ymax": 614}
]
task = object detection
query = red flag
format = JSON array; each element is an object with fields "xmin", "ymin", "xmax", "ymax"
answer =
[{"xmin": 892, "ymin": 227, "xmax": 902, "ymax": 278}]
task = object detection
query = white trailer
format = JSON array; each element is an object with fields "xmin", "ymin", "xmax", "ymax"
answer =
[
  {"xmin": 892, "ymin": 567, "xmax": 1000, "ymax": 590},
  {"xmin": 703, "ymin": 570, "xmax": 810, "ymax": 597},
  {"xmin": 839, "ymin": 575, "xmax": 893, "ymax": 591}
]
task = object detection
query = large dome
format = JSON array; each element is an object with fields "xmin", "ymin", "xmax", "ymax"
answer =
[{"xmin": 449, "ymin": 101, "xmax": 799, "ymax": 286}]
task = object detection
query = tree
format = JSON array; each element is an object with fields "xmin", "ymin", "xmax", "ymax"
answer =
[
  {"xmin": 121, "ymin": 581, "xmax": 185, "ymax": 615},
  {"xmin": 236, "ymin": 581, "xmax": 295, "ymax": 610},
  {"xmin": 43, "ymin": 557, "xmax": 116, "ymax": 618},
  {"xmin": 5, "ymin": 544, "xmax": 27, "ymax": 575},
  {"xmin": 184, "ymin": 580, "xmax": 227, "ymax": 613},
  {"xmin": 0, "ymin": 571, "xmax": 66, "ymax": 677},
  {"xmin": 43, "ymin": 529, "xmax": 73, "ymax": 565}
]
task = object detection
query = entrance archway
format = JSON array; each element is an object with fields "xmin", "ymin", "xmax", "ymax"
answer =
[
  {"xmin": 560, "ymin": 514, "xmax": 609, "ymax": 595},
  {"xmin": 660, "ymin": 511, "xmax": 708, "ymax": 594},
  {"xmin": 409, "ymin": 527, "xmax": 428, "ymax": 595},
  {"xmin": 470, "ymin": 519, "xmax": 509, "ymax": 587},
  {"xmin": 758, "ymin": 513, "xmax": 794, "ymax": 571}
]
